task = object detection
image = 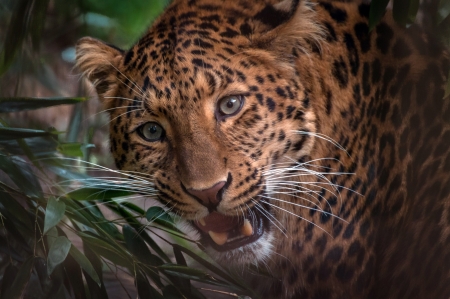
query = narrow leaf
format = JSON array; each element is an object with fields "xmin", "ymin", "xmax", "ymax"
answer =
[
  {"xmin": 0, "ymin": 97, "xmax": 87, "ymax": 113},
  {"xmin": 0, "ymin": 155, "xmax": 42, "ymax": 198},
  {"xmin": 146, "ymin": 206, "xmax": 177, "ymax": 230},
  {"xmin": 57, "ymin": 143, "xmax": 84, "ymax": 157},
  {"xmin": 0, "ymin": 0, "xmax": 31, "ymax": 75},
  {"xmin": 47, "ymin": 236, "xmax": 71, "ymax": 275},
  {"xmin": 2, "ymin": 257, "xmax": 35, "ymax": 299},
  {"xmin": 369, "ymin": 0, "xmax": 390, "ymax": 30},
  {"xmin": 0, "ymin": 127, "xmax": 56, "ymax": 141},
  {"xmin": 438, "ymin": 0, "xmax": 450, "ymax": 23},
  {"xmin": 44, "ymin": 197, "xmax": 66, "ymax": 234},
  {"xmin": 68, "ymin": 188, "xmax": 134, "ymax": 201},
  {"xmin": 69, "ymin": 245, "xmax": 101, "ymax": 286},
  {"xmin": 136, "ymin": 271, "xmax": 164, "ymax": 299}
]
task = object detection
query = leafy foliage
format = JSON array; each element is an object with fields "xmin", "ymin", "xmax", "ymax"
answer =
[{"xmin": 0, "ymin": 0, "xmax": 449, "ymax": 298}]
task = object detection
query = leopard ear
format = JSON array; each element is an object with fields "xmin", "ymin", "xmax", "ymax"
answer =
[
  {"xmin": 75, "ymin": 37, "xmax": 123, "ymax": 102},
  {"xmin": 251, "ymin": 0, "xmax": 324, "ymax": 56}
]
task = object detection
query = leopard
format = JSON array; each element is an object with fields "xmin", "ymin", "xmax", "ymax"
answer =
[{"xmin": 75, "ymin": 0, "xmax": 450, "ymax": 298}]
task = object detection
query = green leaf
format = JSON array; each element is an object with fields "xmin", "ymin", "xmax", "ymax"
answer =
[
  {"xmin": 0, "ymin": 97, "xmax": 87, "ymax": 113},
  {"xmin": 2, "ymin": 257, "xmax": 35, "ymax": 299},
  {"xmin": 29, "ymin": 0, "xmax": 50, "ymax": 51},
  {"xmin": 0, "ymin": 155, "xmax": 42, "ymax": 198},
  {"xmin": 80, "ymin": 232, "xmax": 132, "ymax": 268},
  {"xmin": 369, "ymin": 0, "xmax": 390, "ymax": 30},
  {"xmin": 0, "ymin": 127, "xmax": 57, "ymax": 141},
  {"xmin": 146, "ymin": 206, "xmax": 176, "ymax": 228},
  {"xmin": 43, "ymin": 197, "xmax": 66, "ymax": 234},
  {"xmin": 46, "ymin": 227, "xmax": 59, "ymax": 248},
  {"xmin": 0, "ymin": 0, "xmax": 32, "ymax": 75},
  {"xmin": 0, "ymin": 190, "xmax": 33, "ymax": 229},
  {"xmin": 69, "ymin": 245, "xmax": 101, "ymax": 286},
  {"xmin": 392, "ymin": 0, "xmax": 419, "ymax": 26},
  {"xmin": 162, "ymin": 285, "xmax": 185, "ymax": 299},
  {"xmin": 57, "ymin": 143, "xmax": 84, "ymax": 157},
  {"xmin": 0, "ymin": 136, "xmax": 58, "ymax": 156},
  {"xmin": 123, "ymin": 225, "xmax": 160, "ymax": 265},
  {"xmin": 136, "ymin": 271, "xmax": 164, "ymax": 299},
  {"xmin": 438, "ymin": 0, "xmax": 450, "ymax": 24},
  {"xmin": 82, "ymin": 245, "xmax": 109, "ymax": 299},
  {"xmin": 47, "ymin": 236, "xmax": 71, "ymax": 275},
  {"xmin": 68, "ymin": 187, "xmax": 134, "ymax": 201}
]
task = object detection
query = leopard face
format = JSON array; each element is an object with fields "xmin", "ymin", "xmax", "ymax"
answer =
[
  {"xmin": 76, "ymin": 0, "xmax": 321, "ymax": 264},
  {"xmin": 76, "ymin": 0, "xmax": 450, "ymax": 298}
]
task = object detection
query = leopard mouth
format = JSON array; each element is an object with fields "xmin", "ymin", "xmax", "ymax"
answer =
[{"xmin": 193, "ymin": 206, "xmax": 266, "ymax": 252}]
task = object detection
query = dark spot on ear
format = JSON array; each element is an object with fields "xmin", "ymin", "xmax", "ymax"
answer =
[
  {"xmin": 254, "ymin": 3, "xmax": 293, "ymax": 29},
  {"xmin": 240, "ymin": 23, "xmax": 252, "ymax": 35},
  {"xmin": 124, "ymin": 49, "xmax": 134, "ymax": 66},
  {"xmin": 319, "ymin": 2, "xmax": 347, "ymax": 23}
]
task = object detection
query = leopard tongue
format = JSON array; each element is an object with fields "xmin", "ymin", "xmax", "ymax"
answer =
[
  {"xmin": 195, "ymin": 212, "xmax": 241, "ymax": 233},
  {"xmin": 195, "ymin": 212, "xmax": 254, "ymax": 246}
]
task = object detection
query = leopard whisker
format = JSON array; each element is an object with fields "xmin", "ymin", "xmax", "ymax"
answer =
[
  {"xmin": 293, "ymin": 130, "xmax": 349, "ymax": 156},
  {"xmin": 259, "ymin": 199, "xmax": 331, "ymax": 237},
  {"xmin": 251, "ymin": 200, "xmax": 287, "ymax": 237}
]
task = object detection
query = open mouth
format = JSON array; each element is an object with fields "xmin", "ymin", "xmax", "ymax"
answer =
[{"xmin": 193, "ymin": 207, "xmax": 266, "ymax": 252}]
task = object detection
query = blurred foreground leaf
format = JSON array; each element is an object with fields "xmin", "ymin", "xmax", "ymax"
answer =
[
  {"xmin": 69, "ymin": 245, "xmax": 102, "ymax": 286},
  {"xmin": 1, "ymin": 257, "xmax": 35, "ymax": 299},
  {"xmin": 0, "ymin": 97, "xmax": 87, "ymax": 113},
  {"xmin": 0, "ymin": 127, "xmax": 57, "ymax": 141}
]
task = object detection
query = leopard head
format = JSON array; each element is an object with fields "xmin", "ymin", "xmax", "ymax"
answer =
[{"xmin": 75, "ymin": 0, "xmax": 324, "ymax": 265}]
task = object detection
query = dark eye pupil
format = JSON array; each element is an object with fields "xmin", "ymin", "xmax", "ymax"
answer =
[
  {"xmin": 149, "ymin": 126, "xmax": 157, "ymax": 134},
  {"xmin": 227, "ymin": 99, "xmax": 236, "ymax": 108}
]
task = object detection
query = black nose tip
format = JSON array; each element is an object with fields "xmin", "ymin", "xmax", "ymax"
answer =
[{"xmin": 187, "ymin": 181, "xmax": 226, "ymax": 210}]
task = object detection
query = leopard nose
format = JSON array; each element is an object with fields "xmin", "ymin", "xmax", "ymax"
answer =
[{"xmin": 187, "ymin": 181, "xmax": 226, "ymax": 210}]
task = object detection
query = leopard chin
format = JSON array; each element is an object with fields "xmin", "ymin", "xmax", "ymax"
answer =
[{"xmin": 181, "ymin": 218, "xmax": 275, "ymax": 266}]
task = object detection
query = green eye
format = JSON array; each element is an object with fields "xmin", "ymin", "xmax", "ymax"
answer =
[
  {"xmin": 218, "ymin": 95, "xmax": 244, "ymax": 116},
  {"xmin": 138, "ymin": 122, "xmax": 164, "ymax": 142}
]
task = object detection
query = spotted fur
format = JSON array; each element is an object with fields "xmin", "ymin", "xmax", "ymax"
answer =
[{"xmin": 76, "ymin": 0, "xmax": 450, "ymax": 298}]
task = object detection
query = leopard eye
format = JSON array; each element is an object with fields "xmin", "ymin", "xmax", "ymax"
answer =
[
  {"xmin": 138, "ymin": 122, "xmax": 164, "ymax": 142},
  {"xmin": 218, "ymin": 95, "xmax": 244, "ymax": 117}
]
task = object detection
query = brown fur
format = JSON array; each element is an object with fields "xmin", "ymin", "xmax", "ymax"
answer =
[{"xmin": 76, "ymin": 0, "xmax": 450, "ymax": 298}]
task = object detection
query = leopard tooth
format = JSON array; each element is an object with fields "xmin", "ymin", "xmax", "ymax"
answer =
[
  {"xmin": 240, "ymin": 219, "xmax": 253, "ymax": 237},
  {"xmin": 208, "ymin": 231, "xmax": 228, "ymax": 245},
  {"xmin": 198, "ymin": 218, "xmax": 206, "ymax": 226}
]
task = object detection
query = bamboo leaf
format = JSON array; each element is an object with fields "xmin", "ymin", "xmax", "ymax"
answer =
[
  {"xmin": 392, "ymin": 0, "xmax": 419, "ymax": 26},
  {"xmin": 0, "ymin": 97, "xmax": 87, "ymax": 113},
  {"xmin": 68, "ymin": 187, "xmax": 134, "ymax": 201},
  {"xmin": 2, "ymin": 257, "xmax": 35, "ymax": 299},
  {"xmin": 57, "ymin": 143, "xmax": 84, "ymax": 157},
  {"xmin": 0, "ymin": 0, "xmax": 32, "ymax": 76},
  {"xmin": 82, "ymin": 245, "xmax": 109, "ymax": 299},
  {"xmin": 438, "ymin": 0, "xmax": 450, "ymax": 24},
  {"xmin": 369, "ymin": 0, "xmax": 390, "ymax": 30},
  {"xmin": 69, "ymin": 245, "xmax": 101, "ymax": 286},
  {"xmin": 136, "ymin": 271, "xmax": 164, "ymax": 299},
  {"xmin": 29, "ymin": 0, "xmax": 50, "ymax": 51},
  {"xmin": 162, "ymin": 285, "xmax": 185, "ymax": 299},
  {"xmin": 43, "ymin": 197, "xmax": 66, "ymax": 234},
  {"xmin": 0, "ymin": 127, "xmax": 57, "ymax": 141},
  {"xmin": 0, "ymin": 155, "xmax": 42, "ymax": 198},
  {"xmin": 46, "ymin": 227, "xmax": 58, "ymax": 248},
  {"xmin": 146, "ymin": 206, "xmax": 177, "ymax": 230},
  {"xmin": 47, "ymin": 236, "xmax": 71, "ymax": 275}
]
